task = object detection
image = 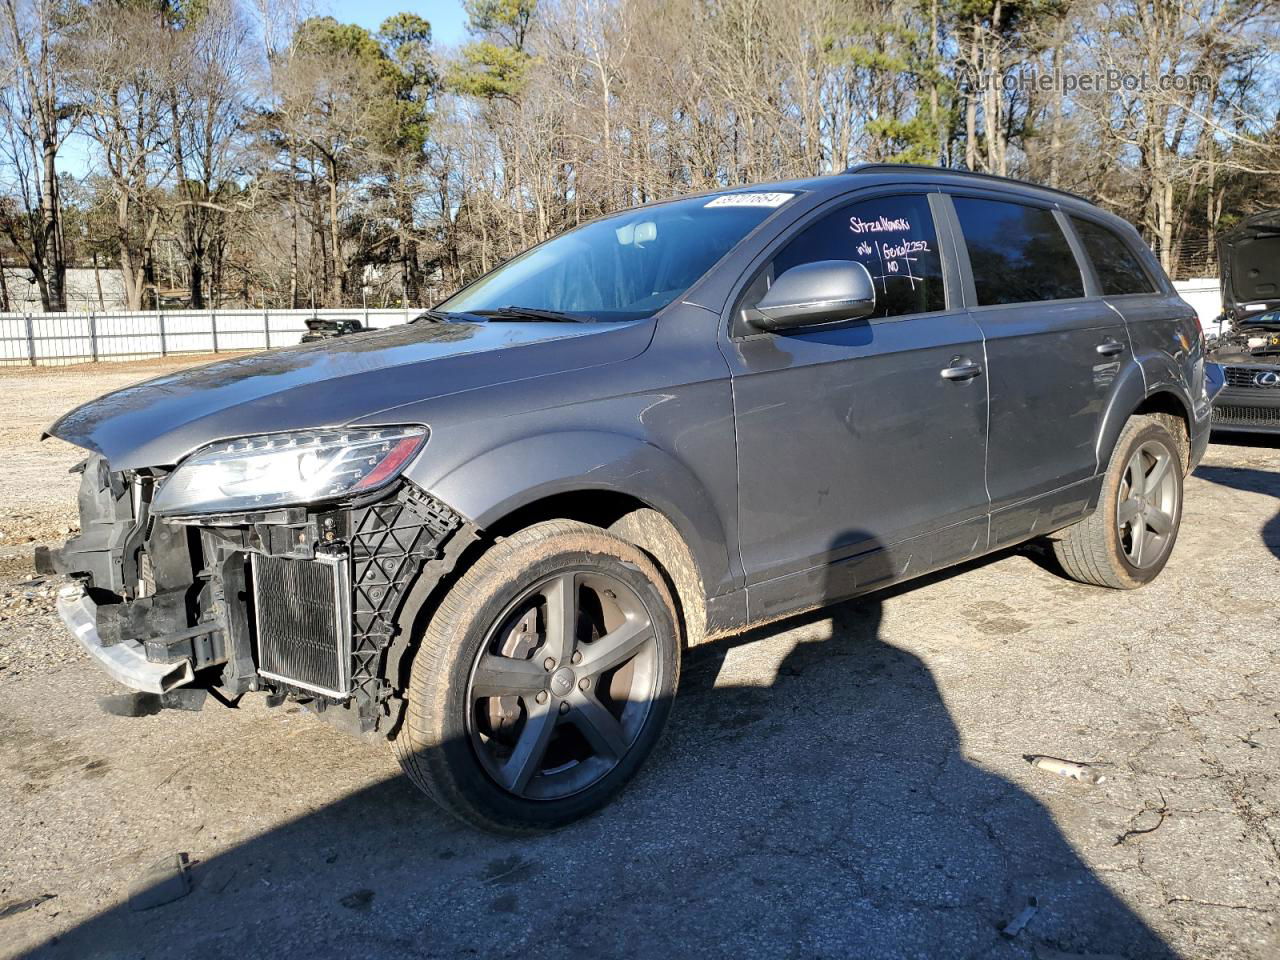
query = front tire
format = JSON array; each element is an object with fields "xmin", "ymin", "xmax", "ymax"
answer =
[
  {"xmin": 391, "ymin": 520, "xmax": 680, "ymax": 832},
  {"xmin": 1052, "ymin": 415, "xmax": 1184, "ymax": 589}
]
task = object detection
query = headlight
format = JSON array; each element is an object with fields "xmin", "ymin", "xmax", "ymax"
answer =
[{"xmin": 152, "ymin": 426, "xmax": 427, "ymax": 516}]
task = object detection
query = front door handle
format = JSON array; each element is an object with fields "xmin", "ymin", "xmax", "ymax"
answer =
[
  {"xmin": 1096, "ymin": 338, "xmax": 1126, "ymax": 357},
  {"xmin": 940, "ymin": 359, "xmax": 983, "ymax": 381}
]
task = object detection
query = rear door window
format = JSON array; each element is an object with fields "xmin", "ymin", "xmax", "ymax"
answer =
[
  {"xmin": 766, "ymin": 193, "xmax": 946, "ymax": 319},
  {"xmin": 953, "ymin": 196, "xmax": 1084, "ymax": 305},
  {"xmin": 1070, "ymin": 217, "xmax": 1157, "ymax": 295}
]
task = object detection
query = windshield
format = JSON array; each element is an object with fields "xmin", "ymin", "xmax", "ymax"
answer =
[{"xmin": 438, "ymin": 192, "xmax": 798, "ymax": 321}]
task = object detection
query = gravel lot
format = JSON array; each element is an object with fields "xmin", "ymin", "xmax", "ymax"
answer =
[{"xmin": 0, "ymin": 358, "xmax": 1276, "ymax": 959}]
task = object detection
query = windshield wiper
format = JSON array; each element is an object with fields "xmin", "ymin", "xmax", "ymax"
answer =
[
  {"xmin": 411, "ymin": 308, "xmax": 484, "ymax": 323},
  {"xmin": 475, "ymin": 306, "xmax": 598, "ymax": 323}
]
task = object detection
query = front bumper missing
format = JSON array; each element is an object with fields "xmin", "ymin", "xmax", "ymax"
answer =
[
  {"xmin": 47, "ymin": 456, "xmax": 469, "ymax": 729},
  {"xmin": 56, "ymin": 584, "xmax": 194, "ymax": 694}
]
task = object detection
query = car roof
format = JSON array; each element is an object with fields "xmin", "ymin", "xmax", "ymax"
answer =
[
  {"xmin": 726, "ymin": 165, "xmax": 1084, "ymax": 200},
  {"xmin": 727, "ymin": 164, "xmax": 1134, "ymax": 234}
]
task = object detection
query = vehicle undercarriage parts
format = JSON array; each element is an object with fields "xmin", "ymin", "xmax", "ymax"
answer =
[
  {"xmin": 36, "ymin": 457, "xmax": 147, "ymax": 595},
  {"xmin": 56, "ymin": 583, "xmax": 196, "ymax": 694}
]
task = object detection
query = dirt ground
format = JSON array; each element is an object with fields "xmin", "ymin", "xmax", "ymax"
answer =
[{"xmin": 0, "ymin": 358, "xmax": 1276, "ymax": 960}]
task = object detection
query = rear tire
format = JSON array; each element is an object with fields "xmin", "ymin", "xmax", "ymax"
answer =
[
  {"xmin": 1052, "ymin": 415, "xmax": 1184, "ymax": 589},
  {"xmin": 390, "ymin": 520, "xmax": 680, "ymax": 832}
]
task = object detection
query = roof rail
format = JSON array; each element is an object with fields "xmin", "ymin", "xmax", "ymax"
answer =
[{"xmin": 844, "ymin": 163, "xmax": 1089, "ymax": 204}]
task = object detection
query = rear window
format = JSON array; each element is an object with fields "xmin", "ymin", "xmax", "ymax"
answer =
[
  {"xmin": 953, "ymin": 197, "xmax": 1084, "ymax": 305},
  {"xmin": 1070, "ymin": 217, "xmax": 1157, "ymax": 295}
]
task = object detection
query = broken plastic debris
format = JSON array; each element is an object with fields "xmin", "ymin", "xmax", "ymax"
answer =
[
  {"xmin": 1023, "ymin": 754, "xmax": 1106, "ymax": 784},
  {"xmin": 128, "ymin": 853, "xmax": 192, "ymax": 911},
  {"xmin": 1000, "ymin": 896, "xmax": 1038, "ymax": 937}
]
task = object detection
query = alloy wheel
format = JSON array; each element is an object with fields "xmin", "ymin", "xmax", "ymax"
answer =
[
  {"xmin": 1116, "ymin": 439, "xmax": 1179, "ymax": 569},
  {"xmin": 465, "ymin": 570, "xmax": 659, "ymax": 800}
]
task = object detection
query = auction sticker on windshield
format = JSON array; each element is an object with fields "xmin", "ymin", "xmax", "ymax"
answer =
[{"xmin": 705, "ymin": 192, "xmax": 795, "ymax": 208}]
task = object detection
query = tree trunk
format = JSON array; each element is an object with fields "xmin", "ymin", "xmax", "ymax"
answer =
[
  {"xmin": 116, "ymin": 190, "xmax": 146, "ymax": 311},
  {"xmin": 28, "ymin": 256, "xmax": 51, "ymax": 311},
  {"xmin": 288, "ymin": 148, "xmax": 299, "ymax": 309},
  {"xmin": 965, "ymin": 20, "xmax": 979, "ymax": 170},
  {"xmin": 1047, "ymin": 16, "xmax": 1066, "ymax": 188},
  {"xmin": 930, "ymin": 0, "xmax": 943, "ymax": 165},
  {"xmin": 41, "ymin": 140, "xmax": 65, "ymax": 311},
  {"xmin": 325, "ymin": 155, "xmax": 342, "ymax": 305},
  {"xmin": 983, "ymin": 1, "xmax": 1005, "ymax": 177},
  {"xmin": 92, "ymin": 251, "xmax": 104, "ymax": 307},
  {"xmin": 189, "ymin": 260, "xmax": 205, "ymax": 309}
]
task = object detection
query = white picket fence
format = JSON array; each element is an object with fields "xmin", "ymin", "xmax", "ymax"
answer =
[
  {"xmin": 0, "ymin": 307, "xmax": 421, "ymax": 367},
  {"xmin": 0, "ymin": 285, "xmax": 1228, "ymax": 367}
]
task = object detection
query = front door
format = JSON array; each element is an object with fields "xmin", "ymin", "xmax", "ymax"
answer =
[{"xmin": 721, "ymin": 190, "xmax": 990, "ymax": 620}]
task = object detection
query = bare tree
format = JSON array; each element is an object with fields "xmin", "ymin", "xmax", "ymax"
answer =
[
  {"xmin": 63, "ymin": 2, "xmax": 187, "ymax": 309},
  {"xmin": 16, "ymin": 0, "xmax": 1278, "ymax": 310},
  {"xmin": 168, "ymin": 0, "xmax": 255, "ymax": 308},
  {"xmin": 0, "ymin": 0, "xmax": 79, "ymax": 311}
]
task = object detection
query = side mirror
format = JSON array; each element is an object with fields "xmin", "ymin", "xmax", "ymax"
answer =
[{"xmin": 750, "ymin": 260, "xmax": 877, "ymax": 332}]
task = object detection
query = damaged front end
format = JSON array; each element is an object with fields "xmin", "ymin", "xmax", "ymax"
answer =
[{"xmin": 39, "ymin": 453, "xmax": 470, "ymax": 733}]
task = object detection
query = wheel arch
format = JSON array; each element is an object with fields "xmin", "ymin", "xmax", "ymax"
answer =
[
  {"xmin": 384, "ymin": 433, "xmax": 726, "ymax": 712},
  {"xmin": 1097, "ymin": 365, "xmax": 1193, "ymax": 474},
  {"xmin": 1131, "ymin": 390, "xmax": 1192, "ymax": 470},
  {"xmin": 424, "ymin": 429, "xmax": 732, "ymax": 600},
  {"xmin": 482, "ymin": 493, "xmax": 711, "ymax": 651}
]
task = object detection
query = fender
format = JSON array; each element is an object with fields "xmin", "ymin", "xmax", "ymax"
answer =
[
  {"xmin": 423, "ymin": 430, "xmax": 736, "ymax": 598},
  {"xmin": 1095, "ymin": 352, "xmax": 1194, "ymax": 468},
  {"xmin": 1135, "ymin": 347, "xmax": 1196, "ymax": 412}
]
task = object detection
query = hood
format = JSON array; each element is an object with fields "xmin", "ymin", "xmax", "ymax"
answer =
[
  {"xmin": 1219, "ymin": 209, "xmax": 1280, "ymax": 323},
  {"xmin": 46, "ymin": 319, "xmax": 651, "ymax": 470}
]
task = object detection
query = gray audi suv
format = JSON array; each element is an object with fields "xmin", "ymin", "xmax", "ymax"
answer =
[{"xmin": 40, "ymin": 164, "xmax": 1221, "ymax": 831}]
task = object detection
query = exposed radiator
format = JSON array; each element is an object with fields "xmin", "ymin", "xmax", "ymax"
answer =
[{"xmin": 252, "ymin": 552, "xmax": 352, "ymax": 698}]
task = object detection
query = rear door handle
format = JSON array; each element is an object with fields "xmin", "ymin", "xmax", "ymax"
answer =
[
  {"xmin": 1096, "ymin": 339, "xmax": 1126, "ymax": 357},
  {"xmin": 940, "ymin": 359, "xmax": 983, "ymax": 381}
]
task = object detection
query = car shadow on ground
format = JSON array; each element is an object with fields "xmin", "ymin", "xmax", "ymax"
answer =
[
  {"xmin": 1198, "ymin": 431, "xmax": 1280, "ymax": 561},
  {"xmin": 29, "ymin": 533, "xmax": 1175, "ymax": 959}
]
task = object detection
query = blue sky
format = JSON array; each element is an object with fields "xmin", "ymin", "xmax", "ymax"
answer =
[{"xmin": 333, "ymin": 0, "xmax": 470, "ymax": 48}]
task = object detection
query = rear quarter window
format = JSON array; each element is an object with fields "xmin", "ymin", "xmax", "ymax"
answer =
[
  {"xmin": 1070, "ymin": 217, "xmax": 1157, "ymax": 295},
  {"xmin": 953, "ymin": 196, "xmax": 1084, "ymax": 305}
]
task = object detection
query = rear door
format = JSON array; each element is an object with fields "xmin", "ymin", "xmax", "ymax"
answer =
[
  {"xmin": 943, "ymin": 192, "xmax": 1130, "ymax": 547},
  {"xmin": 1068, "ymin": 213, "xmax": 1203, "ymax": 404},
  {"xmin": 722, "ymin": 190, "xmax": 990, "ymax": 618}
]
